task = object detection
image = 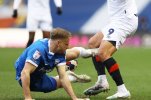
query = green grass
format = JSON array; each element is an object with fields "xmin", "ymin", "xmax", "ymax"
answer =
[{"xmin": 0, "ymin": 48, "xmax": 151, "ymax": 100}]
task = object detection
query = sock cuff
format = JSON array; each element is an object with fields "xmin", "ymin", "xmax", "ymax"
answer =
[
  {"xmin": 95, "ymin": 55, "xmax": 101, "ymax": 62},
  {"xmin": 103, "ymin": 57, "xmax": 116, "ymax": 65}
]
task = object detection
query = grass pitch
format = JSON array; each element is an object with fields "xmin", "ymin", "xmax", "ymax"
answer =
[{"xmin": 0, "ymin": 48, "xmax": 151, "ymax": 100}]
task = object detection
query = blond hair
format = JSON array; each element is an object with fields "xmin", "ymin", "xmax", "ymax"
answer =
[{"xmin": 50, "ymin": 28, "xmax": 71, "ymax": 40}]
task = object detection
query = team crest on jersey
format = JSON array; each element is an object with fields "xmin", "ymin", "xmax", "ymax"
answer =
[
  {"xmin": 33, "ymin": 50, "xmax": 41, "ymax": 60},
  {"xmin": 55, "ymin": 59, "xmax": 60, "ymax": 64}
]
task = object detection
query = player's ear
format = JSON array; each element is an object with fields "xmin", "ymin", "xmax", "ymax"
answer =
[{"xmin": 57, "ymin": 40, "xmax": 61, "ymax": 46}]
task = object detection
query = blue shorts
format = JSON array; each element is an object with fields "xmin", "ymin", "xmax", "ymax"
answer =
[{"xmin": 19, "ymin": 74, "xmax": 57, "ymax": 93}]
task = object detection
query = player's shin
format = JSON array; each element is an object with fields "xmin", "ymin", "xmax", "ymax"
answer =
[
  {"xmin": 103, "ymin": 57, "xmax": 129, "ymax": 93},
  {"xmin": 103, "ymin": 57, "xmax": 124, "ymax": 86}
]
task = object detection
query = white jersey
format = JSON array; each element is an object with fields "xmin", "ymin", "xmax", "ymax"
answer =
[
  {"xmin": 13, "ymin": 0, "xmax": 62, "ymax": 31},
  {"xmin": 107, "ymin": 0, "xmax": 137, "ymax": 20}
]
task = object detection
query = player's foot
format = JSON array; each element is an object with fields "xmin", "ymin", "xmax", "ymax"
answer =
[
  {"xmin": 66, "ymin": 71, "xmax": 91, "ymax": 83},
  {"xmin": 82, "ymin": 48, "xmax": 99, "ymax": 58},
  {"xmin": 90, "ymin": 48, "xmax": 99, "ymax": 57},
  {"xmin": 84, "ymin": 81, "xmax": 109, "ymax": 96},
  {"xmin": 106, "ymin": 91, "xmax": 131, "ymax": 100}
]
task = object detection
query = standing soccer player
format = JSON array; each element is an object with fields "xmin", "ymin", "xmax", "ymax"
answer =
[
  {"xmin": 84, "ymin": 0, "xmax": 138, "ymax": 99},
  {"xmin": 12, "ymin": 0, "xmax": 62, "ymax": 47}
]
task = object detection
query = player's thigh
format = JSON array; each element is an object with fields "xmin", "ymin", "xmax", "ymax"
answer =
[
  {"xmin": 40, "ymin": 18, "xmax": 53, "ymax": 32},
  {"xmin": 88, "ymin": 32, "xmax": 103, "ymax": 48},
  {"xmin": 26, "ymin": 16, "xmax": 38, "ymax": 31},
  {"xmin": 29, "ymin": 74, "xmax": 57, "ymax": 93}
]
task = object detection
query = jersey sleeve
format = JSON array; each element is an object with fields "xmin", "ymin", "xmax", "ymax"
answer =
[
  {"xmin": 56, "ymin": 54, "xmax": 66, "ymax": 67},
  {"xmin": 26, "ymin": 49, "xmax": 42, "ymax": 67}
]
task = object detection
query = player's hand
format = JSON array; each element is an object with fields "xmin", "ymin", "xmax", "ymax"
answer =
[
  {"xmin": 56, "ymin": 7, "xmax": 62, "ymax": 15},
  {"xmin": 12, "ymin": 9, "xmax": 18, "ymax": 18}
]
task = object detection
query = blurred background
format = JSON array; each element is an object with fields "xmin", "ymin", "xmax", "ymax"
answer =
[{"xmin": 0, "ymin": 0, "xmax": 151, "ymax": 48}]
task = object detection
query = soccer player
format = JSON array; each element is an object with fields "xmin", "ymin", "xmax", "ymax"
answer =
[
  {"xmin": 14, "ymin": 28, "xmax": 97, "ymax": 100},
  {"xmin": 12, "ymin": 0, "xmax": 62, "ymax": 48},
  {"xmin": 84, "ymin": 0, "xmax": 138, "ymax": 99}
]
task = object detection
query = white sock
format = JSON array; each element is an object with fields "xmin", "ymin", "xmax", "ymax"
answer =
[
  {"xmin": 97, "ymin": 75, "xmax": 107, "ymax": 83},
  {"xmin": 56, "ymin": 74, "xmax": 77, "ymax": 82},
  {"xmin": 117, "ymin": 84, "xmax": 128, "ymax": 93},
  {"xmin": 73, "ymin": 47, "xmax": 98, "ymax": 58}
]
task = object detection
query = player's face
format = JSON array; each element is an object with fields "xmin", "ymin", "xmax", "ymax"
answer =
[{"xmin": 57, "ymin": 38, "xmax": 69, "ymax": 54}]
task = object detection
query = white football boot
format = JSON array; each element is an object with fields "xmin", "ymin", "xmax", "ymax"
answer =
[
  {"xmin": 106, "ymin": 90, "xmax": 131, "ymax": 100},
  {"xmin": 66, "ymin": 70, "xmax": 91, "ymax": 83}
]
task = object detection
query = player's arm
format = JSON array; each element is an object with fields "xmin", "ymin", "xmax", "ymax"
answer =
[
  {"xmin": 54, "ymin": 0, "xmax": 62, "ymax": 15},
  {"xmin": 21, "ymin": 62, "xmax": 36, "ymax": 100},
  {"xmin": 56, "ymin": 64, "xmax": 77, "ymax": 100},
  {"xmin": 12, "ymin": 0, "xmax": 22, "ymax": 18},
  {"xmin": 66, "ymin": 47, "xmax": 99, "ymax": 61}
]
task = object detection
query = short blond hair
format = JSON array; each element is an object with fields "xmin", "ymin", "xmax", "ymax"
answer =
[{"xmin": 50, "ymin": 28, "xmax": 71, "ymax": 40}]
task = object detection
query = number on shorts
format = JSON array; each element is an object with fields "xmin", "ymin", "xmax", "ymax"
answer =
[{"xmin": 108, "ymin": 28, "xmax": 114, "ymax": 35}]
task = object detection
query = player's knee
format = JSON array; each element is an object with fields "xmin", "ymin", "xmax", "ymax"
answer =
[
  {"xmin": 88, "ymin": 38, "xmax": 100, "ymax": 48},
  {"xmin": 98, "ymin": 50, "xmax": 110, "ymax": 61}
]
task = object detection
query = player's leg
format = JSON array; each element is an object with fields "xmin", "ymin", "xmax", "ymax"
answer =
[
  {"xmin": 84, "ymin": 32, "xmax": 109, "ymax": 96},
  {"xmin": 89, "ymin": 32, "xmax": 107, "ymax": 85},
  {"xmin": 66, "ymin": 47, "xmax": 98, "ymax": 61},
  {"xmin": 99, "ymin": 27, "xmax": 130, "ymax": 99},
  {"xmin": 41, "ymin": 17, "xmax": 52, "ymax": 39},
  {"xmin": 98, "ymin": 41, "xmax": 130, "ymax": 99},
  {"xmin": 18, "ymin": 74, "xmax": 58, "ymax": 93},
  {"xmin": 66, "ymin": 60, "xmax": 91, "ymax": 83},
  {"xmin": 26, "ymin": 16, "xmax": 37, "ymax": 48},
  {"xmin": 55, "ymin": 60, "xmax": 91, "ymax": 83},
  {"xmin": 105, "ymin": 16, "xmax": 138, "ymax": 99},
  {"xmin": 26, "ymin": 31, "xmax": 35, "ymax": 48},
  {"xmin": 42, "ymin": 31, "xmax": 50, "ymax": 39}
]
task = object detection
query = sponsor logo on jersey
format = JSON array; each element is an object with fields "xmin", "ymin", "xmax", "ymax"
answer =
[{"xmin": 33, "ymin": 50, "xmax": 41, "ymax": 60}]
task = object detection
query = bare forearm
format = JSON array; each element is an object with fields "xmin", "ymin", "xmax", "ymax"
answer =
[
  {"xmin": 60, "ymin": 75, "xmax": 77, "ymax": 100},
  {"xmin": 21, "ymin": 71, "xmax": 32, "ymax": 99}
]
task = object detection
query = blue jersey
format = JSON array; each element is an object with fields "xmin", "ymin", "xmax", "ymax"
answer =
[{"xmin": 15, "ymin": 38, "xmax": 66, "ymax": 80}]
